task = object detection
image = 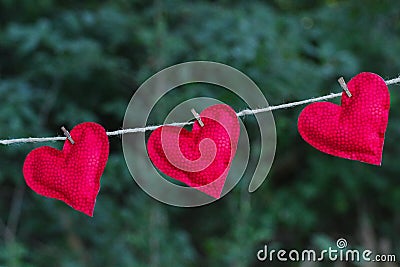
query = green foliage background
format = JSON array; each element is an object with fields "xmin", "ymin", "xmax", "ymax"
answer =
[{"xmin": 0, "ymin": 1, "xmax": 399, "ymax": 266}]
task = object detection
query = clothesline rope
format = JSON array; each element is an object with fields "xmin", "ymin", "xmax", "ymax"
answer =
[{"xmin": 1, "ymin": 76, "xmax": 399, "ymax": 145}]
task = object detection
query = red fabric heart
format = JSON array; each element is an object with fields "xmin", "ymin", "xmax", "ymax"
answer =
[
  {"xmin": 298, "ymin": 72, "xmax": 390, "ymax": 165},
  {"xmin": 147, "ymin": 104, "xmax": 240, "ymax": 198},
  {"xmin": 23, "ymin": 122, "xmax": 109, "ymax": 216}
]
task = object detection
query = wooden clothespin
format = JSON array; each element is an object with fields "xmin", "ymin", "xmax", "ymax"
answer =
[
  {"xmin": 61, "ymin": 126, "xmax": 75, "ymax": 144},
  {"xmin": 191, "ymin": 108, "xmax": 204, "ymax": 127},
  {"xmin": 338, "ymin": 77, "xmax": 352, "ymax": 97}
]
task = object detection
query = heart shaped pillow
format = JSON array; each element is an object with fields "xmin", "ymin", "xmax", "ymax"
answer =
[
  {"xmin": 298, "ymin": 72, "xmax": 390, "ymax": 165},
  {"xmin": 23, "ymin": 122, "xmax": 109, "ymax": 216},
  {"xmin": 147, "ymin": 104, "xmax": 240, "ymax": 198}
]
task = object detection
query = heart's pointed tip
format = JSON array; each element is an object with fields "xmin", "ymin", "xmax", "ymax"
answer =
[
  {"xmin": 193, "ymin": 182, "xmax": 224, "ymax": 199},
  {"xmin": 75, "ymin": 206, "xmax": 95, "ymax": 217},
  {"xmin": 196, "ymin": 188, "xmax": 222, "ymax": 199},
  {"xmin": 81, "ymin": 211, "xmax": 94, "ymax": 217},
  {"xmin": 367, "ymin": 160, "xmax": 382, "ymax": 167}
]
